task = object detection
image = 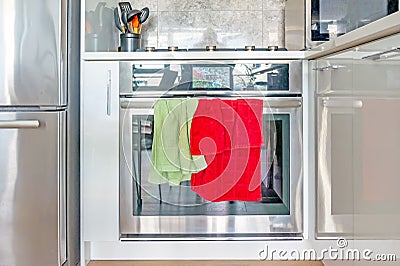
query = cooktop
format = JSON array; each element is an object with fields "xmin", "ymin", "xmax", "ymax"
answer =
[{"xmin": 135, "ymin": 45, "xmax": 288, "ymax": 52}]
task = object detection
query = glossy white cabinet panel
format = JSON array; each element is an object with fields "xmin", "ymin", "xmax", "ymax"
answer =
[
  {"xmin": 82, "ymin": 61, "xmax": 120, "ymax": 241},
  {"xmin": 316, "ymin": 33, "xmax": 400, "ymax": 239}
]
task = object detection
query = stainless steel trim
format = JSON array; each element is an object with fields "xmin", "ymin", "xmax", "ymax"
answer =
[
  {"xmin": 66, "ymin": 0, "xmax": 80, "ymax": 262},
  {"xmin": 0, "ymin": 120, "xmax": 40, "ymax": 129},
  {"xmin": 120, "ymin": 97, "xmax": 302, "ymax": 109},
  {"xmin": 107, "ymin": 70, "xmax": 112, "ymax": 116},
  {"xmin": 120, "ymin": 235, "xmax": 303, "ymax": 241},
  {"xmin": 361, "ymin": 47, "xmax": 400, "ymax": 60},
  {"xmin": 58, "ymin": 111, "xmax": 67, "ymax": 266},
  {"xmin": 60, "ymin": 0, "xmax": 68, "ymax": 107},
  {"xmin": 121, "ymin": 91, "xmax": 302, "ymax": 98},
  {"xmin": 323, "ymin": 99, "xmax": 363, "ymax": 108},
  {"xmin": 120, "ymin": 98, "xmax": 302, "ymax": 115}
]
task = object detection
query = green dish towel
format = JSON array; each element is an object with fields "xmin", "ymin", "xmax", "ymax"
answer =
[{"xmin": 149, "ymin": 98, "xmax": 207, "ymax": 186}]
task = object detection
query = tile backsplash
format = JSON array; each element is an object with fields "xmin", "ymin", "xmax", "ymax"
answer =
[{"xmin": 85, "ymin": 0, "xmax": 304, "ymax": 51}]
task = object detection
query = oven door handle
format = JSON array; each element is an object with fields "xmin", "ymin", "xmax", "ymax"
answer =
[
  {"xmin": 121, "ymin": 98, "xmax": 302, "ymax": 109},
  {"xmin": 120, "ymin": 98, "xmax": 155, "ymax": 109},
  {"xmin": 266, "ymin": 99, "xmax": 302, "ymax": 109}
]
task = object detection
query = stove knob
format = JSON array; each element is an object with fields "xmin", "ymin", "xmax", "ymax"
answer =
[
  {"xmin": 145, "ymin": 46, "xmax": 156, "ymax": 52},
  {"xmin": 206, "ymin": 45, "xmax": 217, "ymax": 51},
  {"xmin": 168, "ymin": 46, "xmax": 179, "ymax": 51},
  {"xmin": 245, "ymin": 45, "xmax": 255, "ymax": 51},
  {"xmin": 267, "ymin": 46, "xmax": 279, "ymax": 51}
]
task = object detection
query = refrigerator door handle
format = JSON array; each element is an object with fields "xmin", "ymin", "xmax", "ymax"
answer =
[
  {"xmin": 107, "ymin": 70, "xmax": 112, "ymax": 116},
  {"xmin": 0, "ymin": 120, "xmax": 40, "ymax": 129}
]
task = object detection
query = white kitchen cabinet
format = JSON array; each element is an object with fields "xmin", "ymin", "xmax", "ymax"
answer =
[
  {"xmin": 81, "ymin": 61, "xmax": 120, "ymax": 241},
  {"xmin": 315, "ymin": 33, "xmax": 400, "ymax": 239}
]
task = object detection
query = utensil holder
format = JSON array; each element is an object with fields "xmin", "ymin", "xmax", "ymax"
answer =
[{"xmin": 120, "ymin": 33, "xmax": 141, "ymax": 52}]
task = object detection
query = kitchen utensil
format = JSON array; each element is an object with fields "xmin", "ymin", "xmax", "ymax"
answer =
[
  {"xmin": 127, "ymin": 9, "xmax": 141, "ymax": 32},
  {"xmin": 139, "ymin": 7, "xmax": 149, "ymax": 24},
  {"xmin": 133, "ymin": 24, "xmax": 142, "ymax": 34},
  {"xmin": 118, "ymin": 2, "xmax": 132, "ymax": 13},
  {"xmin": 118, "ymin": 2, "xmax": 132, "ymax": 30},
  {"xmin": 127, "ymin": 9, "xmax": 141, "ymax": 23},
  {"xmin": 114, "ymin": 7, "xmax": 123, "ymax": 32},
  {"xmin": 139, "ymin": 7, "xmax": 149, "ymax": 23},
  {"xmin": 121, "ymin": 11, "xmax": 130, "ymax": 33},
  {"xmin": 132, "ymin": 14, "xmax": 140, "ymax": 28}
]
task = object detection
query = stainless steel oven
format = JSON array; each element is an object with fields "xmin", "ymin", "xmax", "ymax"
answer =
[{"xmin": 119, "ymin": 59, "xmax": 303, "ymax": 239}]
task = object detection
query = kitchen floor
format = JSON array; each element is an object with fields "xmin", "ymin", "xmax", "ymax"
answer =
[{"xmin": 88, "ymin": 261, "xmax": 324, "ymax": 266}]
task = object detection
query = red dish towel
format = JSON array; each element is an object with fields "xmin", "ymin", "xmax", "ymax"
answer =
[{"xmin": 190, "ymin": 98, "xmax": 264, "ymax": 202}]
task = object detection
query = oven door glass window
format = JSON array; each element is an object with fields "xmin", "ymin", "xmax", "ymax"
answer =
[{"xmin": 124, "ymin": 113, "xmax": 290, "ymax": 217}]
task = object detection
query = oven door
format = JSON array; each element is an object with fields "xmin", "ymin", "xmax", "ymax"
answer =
[{"xmin": 120, "ymin": 97, "xmax": 302, "ymax": 239}]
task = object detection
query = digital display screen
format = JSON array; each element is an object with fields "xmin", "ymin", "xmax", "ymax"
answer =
[{"xmin": 192, "ymin": 66, "xmax": 232, "ymax": 89}]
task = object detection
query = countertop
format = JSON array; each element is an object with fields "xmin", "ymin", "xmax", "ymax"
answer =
[
  {"xmin": 82, "ymin": 12, "xmax": 400, "ymax": 62},
  {"xmin": 82, "ymin": 50, "xmax": 306, "ymax": 61}
]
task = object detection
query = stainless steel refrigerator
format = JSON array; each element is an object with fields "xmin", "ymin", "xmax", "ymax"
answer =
[{"xmin": 0, "ymin": 0, "xmax": 80, "ymax": 265}]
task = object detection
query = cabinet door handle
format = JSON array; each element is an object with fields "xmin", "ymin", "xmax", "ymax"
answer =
[
  {"xmin": 107, "ymin": 70, "xmax": 112, "ymax": 116},
  {"xmin": 322, "ymin": 99, "xmax": 363, "ymax": 109},
  {"xmin": 0, "ymin": 120, "xmax": 40, "ymax": 128},
  {"xmin": 362, "ymin": 47, "xmax": 400, "ymax": 60},
  {"xmin": 312, "ymin": 65, "xmax": 345, "ymax": 71}
]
